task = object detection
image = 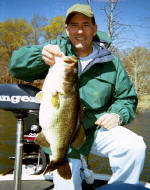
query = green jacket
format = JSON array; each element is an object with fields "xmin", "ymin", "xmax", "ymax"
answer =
[{"xmin": 9, "ymin": 31, "xmax": 138, "ymax": 156}]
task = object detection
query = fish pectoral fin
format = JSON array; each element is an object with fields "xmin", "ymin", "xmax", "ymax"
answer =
[
  {"xmin": 35, "ymin": 91, "xmax": 43, "ymax": 103},
  {"xmin": 35, "ymin": 131, "xmax": 50, "ymax": 148},
  {"xmin": 71, "ymin": 124, "xmax": 86, "ymax": 149},
  {"xmin": 51, "ymin": 92, "xmax": 60, "ymax": 108}
]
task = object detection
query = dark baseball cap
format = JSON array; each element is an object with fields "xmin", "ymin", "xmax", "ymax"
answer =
[{"xmin": 65, "ymin": 4, "xmax": 95, "ymax": 24}]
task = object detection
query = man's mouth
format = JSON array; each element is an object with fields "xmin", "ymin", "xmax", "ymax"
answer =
[{"xmin": 75, "ymin": 37, "xmax": 85, "ymax": 41}]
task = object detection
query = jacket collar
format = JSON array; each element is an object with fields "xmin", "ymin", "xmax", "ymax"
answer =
[
  {"xmin": 78, "ymin": 43, "xmax": 114, "ymax": 76},
  {"xmin": 60, "ymin": 34, "xmax": 114, "ymax": 76}
]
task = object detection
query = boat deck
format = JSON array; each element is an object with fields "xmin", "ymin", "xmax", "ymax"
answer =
[
  {"xmin": 0, "ymin": 173, "xmax": 108, "ymax": 190},
  {"xmin": 0, "ymin": 173, "xmax": 150, "ymax": 190},
  {"xmin": 0, "ymin": 180, "xmax": 109, "ymax": 190},
  {"xmin": 0, "ymin": 179, "xmax": 107, "ymax": 190},
  {"xmin": 0, "ymin": 180, "xmax": 54, "ymax": 190}
]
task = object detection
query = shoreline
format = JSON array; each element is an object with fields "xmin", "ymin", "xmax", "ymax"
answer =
[{"xmin": 137, "ymin": 95, "xmax": 150, "ymax": 112}]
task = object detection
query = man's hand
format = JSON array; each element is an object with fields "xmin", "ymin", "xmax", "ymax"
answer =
[
  {"xmin": 95, "ymin": 113, "xmax": 121, "ymax": 130},
  {"xmin": 42, "ymin": 44, "xmax": 62, "ymax": 66}
]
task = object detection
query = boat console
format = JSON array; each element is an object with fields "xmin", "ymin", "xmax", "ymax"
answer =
[
  {"xmin": 0, "ymin": 83, "xmax": 40, "ymax": 190},
  {"xmin": 0, "ymin": 83, "xmax": 40, "ymax": 113}
]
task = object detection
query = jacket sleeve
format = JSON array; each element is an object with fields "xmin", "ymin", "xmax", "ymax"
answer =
[
  {"xmin": 107, "ymin": 56, "xmax": 138, "ymax": 125},
  {"xmin": 9, "ymin": 43, "xmax": 50, "ymax": 82},
  {"xmin": 9, "ymin": 34, "xmax": 70, "ymax": 82}
]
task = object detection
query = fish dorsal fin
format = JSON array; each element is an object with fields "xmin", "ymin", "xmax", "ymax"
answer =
[
  {"xmin": 51, "ymin": 92, "xmax": 60, "ymax": 109},
  {"xmin": 35, "ymin": 91, "xmax": 43, "ymax": 103}
]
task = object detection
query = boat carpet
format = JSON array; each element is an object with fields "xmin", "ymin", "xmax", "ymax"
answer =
[
  {"xmin": 0, "ymin": 180, "xmax": 54, "ymax": 190},
  {"xmin": 0, "ymin": 179, "xmax": 107, "ymax": 190}
]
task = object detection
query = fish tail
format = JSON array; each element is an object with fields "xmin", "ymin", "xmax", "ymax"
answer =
[
  {"xmin": 43, "ymin": 160, "xmax": 72, "ymax": 179},
  {"xmin": 43, "ymin": 161, "xmax": 56, "ymax": 174},
  {"xmin": 57, "ymin": 160, "xmax": 72, "ymax": 180}
]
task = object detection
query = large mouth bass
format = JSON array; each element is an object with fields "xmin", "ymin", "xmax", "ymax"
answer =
[{"xmin": 35, "ymin": 55, "xmax": 85, "ymax": 179}]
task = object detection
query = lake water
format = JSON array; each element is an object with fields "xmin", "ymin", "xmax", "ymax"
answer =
[{"xmin": 0, "ymin": 110, "xmax": 150, "ymax": 182}]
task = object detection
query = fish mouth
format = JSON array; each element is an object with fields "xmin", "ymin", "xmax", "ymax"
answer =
[
  {"xmin": 63, "ymin": 56, "xmax": 78, "ymax": 88},
  {"xmin": 64, "ymin": 56, "xmax": 78, "ymax": 64},
  {"xmin": 62, "ymin": 80, "xmax": 78, "ymax": 94}
]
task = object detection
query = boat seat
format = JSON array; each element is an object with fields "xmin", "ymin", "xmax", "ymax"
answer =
[
  {"xmin": 0, "ymin": 83, "xmax": 40, "ymax": 190},
  {"xmin": 0, "ymin": 83, "xmax": 40, "ymax": 111}
]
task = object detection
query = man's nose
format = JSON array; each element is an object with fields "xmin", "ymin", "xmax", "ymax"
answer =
[{"xmin": 77, "ymin": 27, "xmax": 84, "ymax": 34}]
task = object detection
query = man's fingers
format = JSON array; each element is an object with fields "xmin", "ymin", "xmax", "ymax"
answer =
[
  {"xmin": 95, "ymin": 113, "xmax": 120, "ymax": 130},
  {"xmin": 100, "ymin": 117, "xmax": 111, "ymax": 126},
  {"xmin": 42, "ymin": 56, "xmax": 55, "ymax": 66},
  {"xmin": 44, "ymin": 44, "xmax": 62, "ymax": 57},
  {"xmin": 42, "ymin": 50, "xmax": 54, "ymax": 59},
  {"xmin": 95, "ymin": 114, "xmax": 110, "ymax": 125},
  {"xmin": 42, "ymin": 44, "xmax": 63, "ymax": 65}
]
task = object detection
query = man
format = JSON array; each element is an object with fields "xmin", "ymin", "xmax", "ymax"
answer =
[{"xmin": 9, "ymin": 4, "xmax": 146, "ymax": 190}]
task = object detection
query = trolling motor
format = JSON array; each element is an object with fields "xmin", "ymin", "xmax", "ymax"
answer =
[{"xmin": 0, "ymin": 83, "xmax": 42, "ymax": 190}]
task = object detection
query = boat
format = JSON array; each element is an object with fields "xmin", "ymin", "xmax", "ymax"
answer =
[
  {"xmin": 0, "ymin": 83, "xmax": 150, "ymax": 190},
  {"xmin": 0, "ymin": 171, "xmax": 150, "ymax": 190}
]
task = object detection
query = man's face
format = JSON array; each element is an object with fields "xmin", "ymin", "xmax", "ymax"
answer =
[{"xmin": 65, "ymin": 13, "xmax": 97, "ymax": 57}]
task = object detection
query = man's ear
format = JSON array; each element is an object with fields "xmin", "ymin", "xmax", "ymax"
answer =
[
  {"xmin": 65, "ymin": 25, "xmax": 69, "ymax": 36},
  {"xmin": 93, "ymin": 24, "xmax": 98, "ymax": 36}
]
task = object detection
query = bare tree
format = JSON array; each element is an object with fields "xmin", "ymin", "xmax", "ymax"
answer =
[
  {"xmin": 79, "ymin": 0, "xmax": 91, "ymax": 6},
  {"xmin": 122, "ymin": 47, "xmax": 150, "ymax": 95},
  {"xmin": 31, "ymin": 14, "xmax": 48, "ymax": 44},
  {"xmin": 100, "ymin": 0, "xmax": 134, "ymax": 49},
  {"xmin": 87, "ymin": 0, "xmax": 91, "ymax": 6}
]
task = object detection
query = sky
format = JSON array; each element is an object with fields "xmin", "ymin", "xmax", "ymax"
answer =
[{"xmin": 0, "ymin": 0, "xmax": 150, "ymax": 49}]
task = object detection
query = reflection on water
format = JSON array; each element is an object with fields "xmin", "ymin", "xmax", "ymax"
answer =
[
  {"xmin": 0, "ymin": 110, "xmax": 16, "ymax": 173},
  {"xmin": 0, "ymin": 110, "xmax": 150, "ymax": 182}
]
